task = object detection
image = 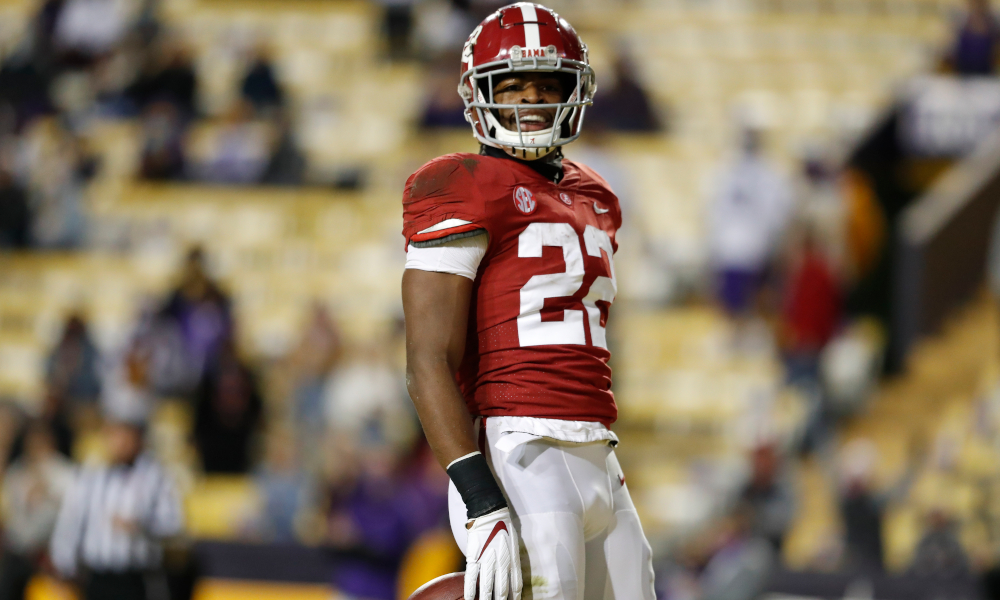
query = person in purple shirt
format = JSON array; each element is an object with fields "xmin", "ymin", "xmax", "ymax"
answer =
[
  {"xmin": 326, "ymin": 431, "xmax": 449, "ymax": 600},
  {"xmin": 951, "ymin": 0, "xmax": 1000, "ymax": 75},
  {"xmin": 160, "ymin": 247, "xmax": 233, "ymax": 381}
]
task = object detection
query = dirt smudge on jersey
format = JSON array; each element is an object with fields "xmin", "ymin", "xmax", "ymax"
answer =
[
  {"xmin": 460, "ymin": 156, "xmax": 480, "ymax": 175},
  {"xmin": 409, "ymin": 160, "xmax": 461, "ymax": 199}
]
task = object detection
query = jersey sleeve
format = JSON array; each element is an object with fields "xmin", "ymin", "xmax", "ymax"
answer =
[{"xmin": 402, "ymin": 155, "xmax": 489, "ymax": 248}]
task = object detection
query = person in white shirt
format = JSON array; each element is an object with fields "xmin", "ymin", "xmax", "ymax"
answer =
[
  {"xmin": 53, "ymin": 0, "xmax": 130, "ymax": 60},
  {"xmin": 708, "ymin": 127, "xmax": 794, "ymax": 317},
  {"xmin": 0, "ymin": 422, "xmax": 74, "ymax": 600}
]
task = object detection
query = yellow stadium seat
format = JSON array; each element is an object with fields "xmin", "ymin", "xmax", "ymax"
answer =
[
  {"xmin": 397, "ymin": 529, "xmax": 463, "ymax": 600},
  {"xmin": 192, "ymin": 579, "xmax": 338, "ymax": 600},
  {"xmin": 25, "ymin": 576, "xmax": 78, "ymax": 600},
  {"xmin": 186, "ymin": 476, "xmax": 261, "ymax": 540}
]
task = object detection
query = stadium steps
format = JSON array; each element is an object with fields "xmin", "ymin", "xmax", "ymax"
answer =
[{"xmin": 783, "ymin": 292, "xmax": 1000, "ymax": 570}]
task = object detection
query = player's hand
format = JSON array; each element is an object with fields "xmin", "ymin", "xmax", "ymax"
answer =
[{"xmin": 464, "ymin": 507, "xmax": 522, "ymax": 600}]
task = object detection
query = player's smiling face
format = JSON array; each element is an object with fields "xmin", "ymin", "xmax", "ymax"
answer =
[{"xmin": 492, "ymin": 72, "xmax": 564, "ymax": 133}]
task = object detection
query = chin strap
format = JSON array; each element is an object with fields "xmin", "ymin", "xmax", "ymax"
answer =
[{"xmin": 501, "ymin": 144, "xmax": 555, "ymax": 161}]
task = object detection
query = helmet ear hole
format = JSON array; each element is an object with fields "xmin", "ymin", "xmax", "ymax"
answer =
[{"xmin": 476, "ymin": 77, "xmax": 493, "ymax": 103}]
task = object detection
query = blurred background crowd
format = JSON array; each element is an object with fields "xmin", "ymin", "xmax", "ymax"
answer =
[{"xmin": 0, "ymin": 0, "xmax": 1000, "ymax": 599}]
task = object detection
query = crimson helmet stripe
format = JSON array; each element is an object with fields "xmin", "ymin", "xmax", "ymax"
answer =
[{"xmin": 520, "ymin": 4, "xmax": 541, "ymax": 47}]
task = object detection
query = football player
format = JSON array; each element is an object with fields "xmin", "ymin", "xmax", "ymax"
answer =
[{"xmin": 401, "ymin": 4, "xmax": 655, "ymax": 599}]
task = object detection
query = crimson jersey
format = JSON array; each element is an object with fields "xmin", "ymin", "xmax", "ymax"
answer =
[{"xmin": 403, "ymin": 152, "xmax": 621, "ymax": 427}]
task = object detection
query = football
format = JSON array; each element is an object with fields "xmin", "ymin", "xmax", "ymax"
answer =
[{"xmin": 407, "ymin": 572, "xmax": 466, "ymax": 600}]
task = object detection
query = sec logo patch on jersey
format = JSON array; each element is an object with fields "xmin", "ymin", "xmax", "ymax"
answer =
[{"xmin": 514, "ymin": 186, "xmax": 537, "ymax": 215}]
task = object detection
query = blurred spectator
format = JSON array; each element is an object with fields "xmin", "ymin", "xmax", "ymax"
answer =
[
  {"xmin": 53, "ymin": 0, "xmax": 132, "ymax": 67},
  {"xmin": 781, "ymin": 230, "xmax": 842, "ymax": 376},
  {"xmin": 403, "ymin": 441, "xmax": 449, "ymax": 533},
  {"xmin": 413, "ymin": 2, "xmax": 476, "ymax": 56},
  {"xmin": 819, "ymin": 319, "xmax": 884, "ymax": 420},
  {"xmin": 91, "ymin": 36, "xmax": 147, "ymax": 117},
  {"xmin": 419, "ymin": 53, "xmax": 468, "ymax": 128},
  {"xmin": 837, "ymin": 438, "xmax": 919, "ymax": 573},
  {"xmin": 908, "ymin": 510, "xmax": 971, "ymax": 579},
  {"xmin": 30, "ymin": 0, "xmax": 69, "ymax": 73},
  {"xmin": 240, "ymin": 44, "xmax": 284, "ymax": 115},
  {"xmin": 201, "ymin": 100, "xmax": 271, "ymax": 184},
  {"xmin": 100, "ymin": 340, "xmax": 155, "ymax": 429},
  {"xmin": 27, "ymin": 124, "xmax": 94, "ymax": 249},
  {"xmin": 949, "ymin": 0, "xmax": 1000, "ymax": 76},
  {"xmin": 248, "ymin": 430, "xmax": 311, "ymax": 543},
  {"xmin": 378, "ymin": 0, "xmax": 417, "ymax": 60},
  {"xmin": 261, "ymin": 113, "xmax": 307, "ymax": 186},
  {"xmin": 0, "ymin": 421, "xmax": 74, "ymax": 600},
  {"xmin": 283, "ymin": 302, "xmax": 342, "ymax": 459},
  {"xmin": 587, "ymin": 51, "xmax": 662, "ymax": 133},
  {"xmin": 46, "ymin": 313, "xmax": 102, "ymax": 411},
  {"xmin": 781, "ymin": 229, "xmax": 842, "ymax": 453},
  {"xmin": 193, "ymin": 335, "xmax": 263, "ymax": 474},
  {"xmin": 129, "ymin": 304, "xmax": 197, "ymax": 397},
  {"xmin": 0, "ymin": 49, "xmax": 54, "ymax": 127},
  {"xmin": 17, "ymin": 389, "xmax": 77, "ymax": 462},
  {"xmin": 0, "ymin": 164, "xmax": 31, "ymax": 248},
  {"xmin": 323, "ymin": 341, "xmax": 415, "ymax": 450},
  {"xmin": 708, "ymin": 127, "xmax": 794, "ymax": 318},
  {"xmin": 798, "ymin": 152, "xmax": 845, "ymax": 270},
  {"xmin": 739, "ymin": 442, "xmax": 796, "ymax": 553},
  {"xmin": 696, "ymin": 504, "xmax": 777, "ymax": 600},
  {"xmin": 50, "ymin": 415, "xmax": 183, "ymax": 600},
  {"xmin": 138, "ymin": 100, "xmax": 187, "ymax": 180},
  {"xmin": 842, "ymin": 169, "xmax": 885, "ymax": 284},
  {"xmin": 326, "ymin": 436, "xmax": 442, "ymax": 600},
  {"xmin": 161, "ymin": 247, "xmax": 233, "ymax": 379},
  {"xmin": 838, "ymin": 439, "xmax": 886, "ymax": 572},
  {"xmin": 126, "ymin": 37, "xmax": 198, "ymax": 118}
]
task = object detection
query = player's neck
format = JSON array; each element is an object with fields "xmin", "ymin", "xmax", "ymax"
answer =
[{"xmin": 480, "ymin": 145, "xmax": 564, "ymax": 184}]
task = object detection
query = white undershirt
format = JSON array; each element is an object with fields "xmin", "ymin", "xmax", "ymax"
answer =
[
  {"xmin": 404, "ymin": 232, "xmax": 488, "ymax": 280},
  {"xmin": 403, "ymin": 231, "xmax": 616, "ymax": 446}
]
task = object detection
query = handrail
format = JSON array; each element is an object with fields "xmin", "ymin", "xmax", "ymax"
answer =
[{"xmin": 901, "ymin": 123, "xmax": 1000, "ymax": 244}]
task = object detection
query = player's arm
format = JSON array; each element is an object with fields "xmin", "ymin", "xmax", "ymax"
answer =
[
  {"xmin": 402, "ymin": 264, "xmax": 510, "ymax": 517},
  {"xmin": 402, "ymin": 268, "xmax": 479, "ymax": 468},
  {"xmin": 403, "ymin": 264, "xmax": 520, "ymax": 600}
]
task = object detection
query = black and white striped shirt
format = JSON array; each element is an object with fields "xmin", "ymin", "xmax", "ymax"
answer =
[{"xmin": 50, "ymin": 453, "xmax": 183, "ymax": 577}]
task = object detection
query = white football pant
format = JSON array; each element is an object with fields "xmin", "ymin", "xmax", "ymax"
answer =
[{"xmin": 448, "ymin": 418, "xmax": 656, "ymax": 600}]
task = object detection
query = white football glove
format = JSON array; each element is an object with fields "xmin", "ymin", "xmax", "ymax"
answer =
[{"xmin": 464, "ymin": 507, "xmax": 522, "ymax": 600}]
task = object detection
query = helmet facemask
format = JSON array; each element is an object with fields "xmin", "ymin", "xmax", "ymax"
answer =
[{"xmin": 459, "ymin": 50, "xmax": 596, "ymax": 161}]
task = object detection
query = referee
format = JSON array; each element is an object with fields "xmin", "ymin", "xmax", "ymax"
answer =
[{"xmin": 49, "ymin": 413, "xmax": 183, "ymax": 600}]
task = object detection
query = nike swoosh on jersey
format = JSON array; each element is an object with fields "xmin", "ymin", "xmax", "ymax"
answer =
[
  {"xmin": 618, "ymin": 474, "xmax": 626, "ymax": 486},
  {"xmin": 593, "ymin": 203, "xmax": 609, "ymax": 214}
]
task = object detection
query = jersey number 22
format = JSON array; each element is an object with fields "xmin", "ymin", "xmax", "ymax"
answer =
[{"xmin": 517, "ymin": 223, "xmax": 617, "ymax": 349}]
